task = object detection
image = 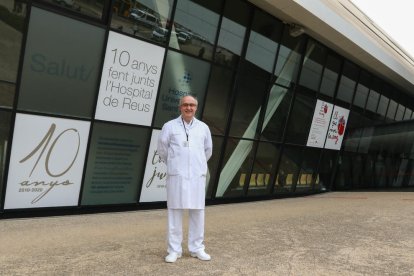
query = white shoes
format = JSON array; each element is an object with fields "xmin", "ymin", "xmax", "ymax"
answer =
[
  {"xmin": 165, "ymin": 252, "xmax": 182, "ymax": 263},
  {"xmin": 165, "ymin": 250, "xmax": 211, "ymax": 263},
  {"xmin": 190, "ymin": 250, "xmax": 211, "ymax": 261}
]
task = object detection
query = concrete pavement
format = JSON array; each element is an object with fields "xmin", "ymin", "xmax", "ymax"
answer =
[{"xmin": 1, "ymin": 191, "xmax": 414, "ymax": 275}]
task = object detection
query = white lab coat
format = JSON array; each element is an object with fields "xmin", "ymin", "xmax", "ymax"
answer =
[{"xmin": 157, "ymin": 116, "xmax": 213, "ymax": 209}]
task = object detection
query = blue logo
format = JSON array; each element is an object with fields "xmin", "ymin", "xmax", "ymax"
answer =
[{"xmin": 179, "ymin": 71, "xmax": 192, "ymax": 85}]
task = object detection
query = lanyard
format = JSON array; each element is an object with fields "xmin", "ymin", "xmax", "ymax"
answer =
[{"xmin": 181, "ymin": 117, "xmax": 193, "ymax": 141}]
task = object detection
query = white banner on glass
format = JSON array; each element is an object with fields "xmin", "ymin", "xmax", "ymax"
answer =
[
  {"xmin": 4, "ymin": 114, "xmax": 90, "ymax": 209},
  {"xmin": 324, "ymin": 105, "xmax": 350, "ymax": 150},
  {"xmin": 139, "ymin": 129, "xmax": 167, "ymax": 202},
  {"xmin": 306, "ymin": 99, "xmax": 333, "ymax": 148},
  {"xmin": 95, "ymin": 31, "xmax": 165, "ymax": 126}
]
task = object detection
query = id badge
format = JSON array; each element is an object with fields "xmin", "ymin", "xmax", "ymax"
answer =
[{"xmin": 183, "ymin": 141, "xmax": 189, "ymax": 147}]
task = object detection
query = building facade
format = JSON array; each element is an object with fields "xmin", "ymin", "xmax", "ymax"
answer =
[{"xmin": 1, "ymin": 0, "xmax": 414, "ymax": 217}]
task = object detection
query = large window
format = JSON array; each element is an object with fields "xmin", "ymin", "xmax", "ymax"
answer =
[
  {"xmin": 247, "ymin": 141, "xmax": 281, "ymax": 196},
  {"xmin": 335, "ymin": 61, "xmax": 358, "ymax": 105},
  {"xmin": 319, "ymin": 54, "xmax": 341, "ymax": 99},
  {"xmin": 403, "ymin": 108, "xmax": 412, "ymax": 121},
  {"xmin": 395, "ymin": 104, "xmax": 405, "ymax": 121},
  {"xmin": 284, "ymin": 89, "xmax": 316, "ymax": 145},
  {"xmin": 295, "ymin": 147, "xmax": 321, "ymax": 192},
  {"xmin": 206, "ymin": 136, "xmax": 224, "ymax": 198},
  {"xmin": 245, "ymin": 9, "xmax": 282, "ymax": 73},
  {"xmin": 215, "ymin": 0, "xmax": 250, "ymax": 67},
  {"xmin": 170, "ymin": 0, "xmax": 222, "ymax": 60},
  {"xmin": 366, "ymin": 88, "xmax": 380, "ymax": 113},
  {"xmin": 274, "ymin": 145, "xmax": 302, "ymax": 194},
  {"xmin": 299, "ymin": 40, "xmax": 326, "ymax": 92},
  {"xmin": 203, "ymin": 65, "xmax": 235, "ymax": 135},
  {"xmin": 353, "ymin": 70, "xmax": 370, "ymax": 109},
  {"xmin": 386, "ymin": 100, "xmax": 397, "ymax": 121},
  {"xmin": 377, "ymin": 95, "xmax": 389, "ymax": 119},
  {"xmin": 260, "ymin": 84, "xmax": 292, "ymax": 142},
  {"xmin": 111, "ymin": 0, "xmax": 174, "ymax": 46},
  {"xmin": 333, "ymin": 151, "xmax": 353, "ymax": 190},
  {"xmin": 317, "ymin": 149, "xmax": 337, "ymax": 191},
  {"xmin": 228, "ymin": 60, "xmax": 269, "ymax": 138},
  {"xmin": 273, "ymin": 28, "xmax": 303, "ymax": 87},
  {"xmin": 215, "ymin": 138, "xmax": 255, "ymax": 198},
  {"xmin": 17, "ymin": 7, "xmax": 105, "ymax": 118}
]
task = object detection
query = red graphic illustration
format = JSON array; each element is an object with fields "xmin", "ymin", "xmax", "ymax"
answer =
[
  {"xmin": 338, "ymin": 116, "xmax": 346, "ymax": 135},
  {"xmin": 324, "ymin": 104, "xmax": 328, "ymax": 114}
]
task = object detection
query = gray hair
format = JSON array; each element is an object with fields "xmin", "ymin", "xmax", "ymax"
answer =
[{"xmin": 178, "ymin": 95, "xmax": 198, "ymax": 106}]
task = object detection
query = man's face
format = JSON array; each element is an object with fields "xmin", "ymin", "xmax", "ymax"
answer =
[{"xmin": 179, "ymin": 96, "xmax": 198, "ymax": 122}]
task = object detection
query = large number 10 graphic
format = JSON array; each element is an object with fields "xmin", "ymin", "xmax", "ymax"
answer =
[{"xmin": 19, "ymin": 123, "xmax": 81, "ymax": 178}]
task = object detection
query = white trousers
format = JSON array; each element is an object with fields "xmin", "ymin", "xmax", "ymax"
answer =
[{"xmin": 167, "ymin": 208, "xmax": 205, "ymax": 254}]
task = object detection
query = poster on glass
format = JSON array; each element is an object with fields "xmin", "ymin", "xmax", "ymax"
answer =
[
  {"xmin": 306, "ymin": 99, "xmax": 333, "ymax": 148},
  {"xmin": 139, "ymin": 129, "xmax": 167, "ymax": 202},
  {"xmin": 4, "ymin": 114, "xmax": 90, "ymax": 209},
  {"xmin": 324, "ymin": 105, "xmax": 350, "ymax": 150},
  {"xmin": 95, "ymin": 31, "xmax": 165, "ymax": 126}
]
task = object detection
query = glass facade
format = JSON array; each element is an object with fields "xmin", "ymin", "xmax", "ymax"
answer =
[
  {"xmin": 18, "ymin": 7, "xmax": 105, "ymax": 118},
  {"xmin": 1, "ymin": 0, "xmax": 414, "ymax": 216}
]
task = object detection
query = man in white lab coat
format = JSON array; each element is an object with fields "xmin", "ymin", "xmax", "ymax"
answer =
[{"xmin": 157, "ymin": 95, "xmax": 213, "ymax": 263}]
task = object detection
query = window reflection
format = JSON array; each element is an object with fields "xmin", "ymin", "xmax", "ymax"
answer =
[
  {"xmin": 403, "ymin": 108, "xmax": 412, "ymax": 120},
  {"xmin": 395, "ymin": 104, "xmax": 405, "ymax": 121},
  {"xmin": 215, "ymin": 138, "xmax": 255, "ymax": 198},
  {"xmin": 336, "ymin": 61, "xmax": 358, "ymax": 104},
  {"xmin": 170, "ymin": 0, "xmax": 222, "ymax": 60},
  {"xmin": 247, "ymin": 142, "xmax": 281, "ymax": 196},
  {"xmin": 276, "ymin": 147, "xmax": 321, "ymax": 194},
  {"xmin": 353, "ymin": 71, "xmax": 370, "ymax": 109},
  {"xmin": 274, "ymin": 146, "xmax": 302, "ymax": 193},
  {"xmin": 203, "ymin": 65, "xmax": 234, "ymax": 135},
  {"xmin": 344, "ymin": 111, "xmax": 370, "ymax": 152},
  {"xmin": 377, "ymin": 95, "xmax": 389, "ymax": 119},
  {"xmin": 284, "ymin": 90, "xmax": 315, "ymax": 145},
  {"xmin": 44, "ymin": 0, "xmax": 103, "ymax": 19},
  {"xmin": 245, "ymin": 9, "xmax": 282, "ymax": 73},
  {"xmin": 366, "ymin": 78, "xmax": 382, "ymax": 114},
  {"xmin": 295, "ymin": 147, "xmax": 320, "ymax": 192},
  {"xmin": 215, "ymin": 0, "xmax": 250, "ymax": 67},
  {"xmin": 386, "ymin": 100, "xmax": 397, "ymax": 121},
  {"xmin": 319, "ymin": 54, "xmax": 340, "ymax": 98},
  {"xmin": 0, "ymin": 0, "xmax": 26, "ymax": 108},
  {"xmin": 274, "ymin": 28, "xmax": 303, "ymax": 87},
  {"xmin": 17, "ymin": 7, "xmax": 105, "ymax": 118},
  {"xmin": 111, "ymin": 0, "xmax": 173, "ymax": 45},
  {"xmin": 228, "ymin": 61, "xmax": 269, "ymax": 138},
  {"xmin": 0, "ymin": 82, "xmax": 16, "ymax": 109},
  {"xmin": 299, "ymin": 40, "xmax": 326, "ymax": 91},
  {"xmin": 366, "ymin": 89, "xmax": 379, "ymax": 113},
  {"xmin": 317, "ymin": 150, "xmax": 337, "ymax": 191},
  {"xmin": 206, "ymin": 136, "xmax": 224, "ymax": 199},
  {"xmin": 337, "ymin": 119, "xmax": 414, "ymax": 190},
  {"xmin": 333, "ymin": 152, "xmax": 352, "ymax": 189},
  {"xmin": 260, "ymin": 85, "xmax": 292, "ymax": 142}
]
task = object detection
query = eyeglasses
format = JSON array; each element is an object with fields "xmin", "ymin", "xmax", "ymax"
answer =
[{"xmin": 181, "ymin": 103, "xmax": 197, "ymax": 107}]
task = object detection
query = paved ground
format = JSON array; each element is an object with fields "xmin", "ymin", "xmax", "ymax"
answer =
[{"xmin": 1, "ymin": 191, "xmax": 414, "ymax": 275}]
